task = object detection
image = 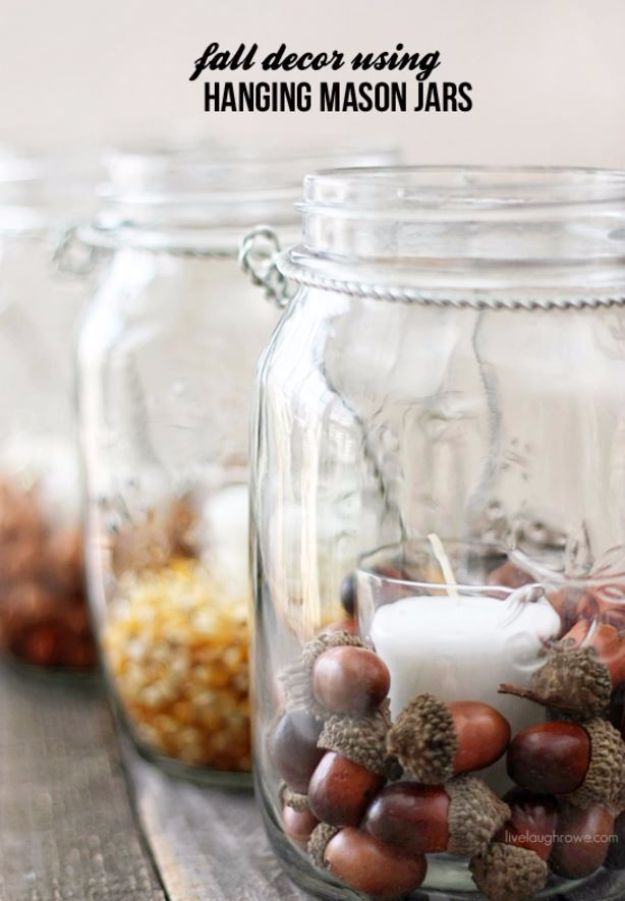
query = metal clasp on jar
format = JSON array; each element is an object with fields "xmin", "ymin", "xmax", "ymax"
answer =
[{"xmin": 239, "ymin": 225, "xmax": 296, "ymax": 309}]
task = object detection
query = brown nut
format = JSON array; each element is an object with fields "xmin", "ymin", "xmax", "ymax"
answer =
[
  {"xmin": 501, "ymin": 620, "xmax": 625, "ymax": 718},
  {"xmin": 507, "ymin": 719, "xmax": 625, "ymax": 808},
  {"xmin": 308, "ymin": 751, "xmax": 384, "ymax": 827},
  {"xmin": 507, "ymin": 721, "xmax": 590, "ymax": 795},
  {"xmin": 605, "ymin": 809, "xmax": 625, "ymax": 870},
  {"xmin": 364, "ymin": 783, "xmax": 450, "ymax": 855},
  {"xmin": 364, "ymin": 776, "xmax": 509, "ymax": 859},
  {"xmin": 312, "ymin": 646, "xmax": 390, "ymax": 715},
  {"xmin": 283, "ymin": 804, "xmax": 318, "ymax": 846},
  {"xmin": 269, "ymin": 711, "xmax": 324, "ymax": 793},
  {"xmin": 487, "ymin": 561, "xmax": 533, "ymax": 590},
  {"xmin": 549, "ymin": 804, "xmax": 614, "ymax": 879},
  {"xmin": 387, "ymin": 694, "xmax": 510, "ymax": 783},
  {"xmin": 324, "ymin": 827, "xmax": 427, "ymax": 899},
  {"xmin": 497, "ymin": 789, "xmax": 558, "ymax": 862}
]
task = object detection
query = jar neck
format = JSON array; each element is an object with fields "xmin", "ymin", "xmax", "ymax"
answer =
[
  {"xmin": 0, "ymin": 152, "xmax": 101, "ymax": 235},
  {"xmin": 88, "ymin": 143, "xmax": 398, "ymax": 254},
  {"xmin": 283, "ymin": 166, "xmax": 625, "ymax": 308}
]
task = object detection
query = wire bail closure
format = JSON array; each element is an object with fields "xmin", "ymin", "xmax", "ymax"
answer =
[{"xmin": 239, "ymin": 225, "xmax": 295, "ymax": 309}]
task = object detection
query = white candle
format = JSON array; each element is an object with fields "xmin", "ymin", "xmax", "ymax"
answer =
[{"xmin": 370, "ymin": 593, "xmax": 561, "ymax": 788}]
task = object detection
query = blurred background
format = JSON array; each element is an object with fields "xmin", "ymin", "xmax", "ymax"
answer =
[{"xmin": 1, "ymin": 0, "xmax": 624, "ymax": 166}]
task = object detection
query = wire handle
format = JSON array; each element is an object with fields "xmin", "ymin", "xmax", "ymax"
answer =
[
  {"xmin": 239, "ymin": 225, "xmax": 295, "ymax": 309},
  {"xmin": 52, "ymin": 225, "xmax": 100, "ymax": 276}
]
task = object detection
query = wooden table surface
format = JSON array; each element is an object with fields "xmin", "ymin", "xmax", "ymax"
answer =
[
  {"xmin": 2, "ymin": 665, "xmax": 624, "ymax": 901},
  {"xmin": 0, "ymin": 665, "xmax": 307, "ymax": 901}
]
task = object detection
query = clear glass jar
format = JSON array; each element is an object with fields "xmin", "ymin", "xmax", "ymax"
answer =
[
  {"xmin": 77, "ymin": 145, "xmax": 395, "ymax": 785},
  {"xmin": 0, "ymin": 151, "xmax": 100, "ymax": 672},
  {"xmin": 251, "ymin": 167, "xmax": 625, "ymax": 899}
]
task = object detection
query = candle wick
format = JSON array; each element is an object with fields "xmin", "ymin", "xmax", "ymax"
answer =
[{"xmin": 427, "ymin": 533, "xmax": 459, "ymax": 601}]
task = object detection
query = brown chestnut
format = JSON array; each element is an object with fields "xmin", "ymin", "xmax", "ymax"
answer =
[
  {"xmin": 364, "ymin": 783, "xmax": 450, "ymax": 855},
  {"xmin": 312, "ymin": 646, "xmax": 390, "ymax": 715},
  {"xmin": 497, "ymin": 788, "xmax": 558, "ymax": 861},
  {"xmin": 507, "ymin": 721, "xmax": 590, "ymax": 795},
  {"xmin": 308, "ymin": 751, "xmax": 384, "ymax": 827},
  {"xmin": 550, "ymin": 804, "xmax": 614, "ymax": 878},
  {"xmin": 324, "ymin": 827, "xmax": 427, "ymax": 899},
  {"xmin": 269, "ymin": 711, "xmax": 324, "ymax": 793}
]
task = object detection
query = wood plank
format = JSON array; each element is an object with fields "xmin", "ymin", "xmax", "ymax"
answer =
[
  {"xmin": 124, "ymin": 745, "xmax": 309, "ymax": 901},
  {"xmin": 0, "ymin": 666, "xmax": 167, "ymax": 901}
]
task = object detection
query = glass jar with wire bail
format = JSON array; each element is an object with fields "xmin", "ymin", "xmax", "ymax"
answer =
[
  {"xmin": 0, "ymin": 150, "xmax": 101, "ymax": 673},
  {"xmin": 247, "ymin": 166, "xmax": 625, "ymax": 898},
  {"xmin": 76, "ymin": 144, "xmax": 396, "ymax": 785}
]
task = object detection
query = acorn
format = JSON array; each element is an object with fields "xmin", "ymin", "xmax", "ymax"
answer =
[
  {"xmin": 386, "ymin": 694, "xmax": 510, "ymax": 784},
  {"xmin": 339, "ymin": 572, "xmax": 357, "ymax": 617},
  {"xmin": 549, "ymin": 585, "xmax": 625, "ymax": 634},
  {"xmin": 546, "ymin": 586, "xmax": 590, "ymax": 635},
  {"xmin": 308, "ymin": 823, "xmax": 340, "ymax": 868},
  {"xmin": 307, "ymin": 751, "xmax": 384, "ymax": 827},
  {"xmin": 321, "ymin": 617, "xmax": 358, "ymax": 635},
  {"xmin": 283, "ymin": 802, "xmax": 319, "ymax": 846},
  {"xmin": 364, "ymin": 783, "xmax": 450, "ymax": 855},
  {"xmin": 470, "ymin": 843, "xmax": 549, "ymax": 901},
  {"xmin": 279, "ymin": 782, "xmax": 309, "ymax": 812},
  {"xmin": 279, "ymin": 766, "xmax": 318, "ymax": 844},
  {"xmin": 323, "ymin": 827, "xmax": 427, "ymax": 899},
  {"xmin": 487, "ymin": 561, "xmax": 533, "ymax": 591},
  {"xmin": 500, "ymin": 620, "xmax": 625, "ymax": 718},
  {"xmin": 496, "ymin": 789, "xmax": 558, "ymax": 862},
  {"xmin": 364, "ymin": 775, "xmax": 510, "ymax": 858},
  {"xmin": 317, "ymin": 711, "xmax": 391, "ymax": 776},
  {"xmin": 550, "ymin": 803, "xmax": 614, "ymax": 878},
  {"xmin": 507, "ymin": 718, "xmax": 625, "ymax": 808},
  {"xmin": 268, "ymin": 710, "xmax": 324, "ymax": 793},
  {"xmin": 280, "ymin": 629, "xmax": 365, "ymax": 719},
  {"xmin": 312, "ymin": 646, "xmax": 390, "ymax": 716},
  {"xmin": 605, "ymin": 809, "xmax": 625, "ymax": 870}
]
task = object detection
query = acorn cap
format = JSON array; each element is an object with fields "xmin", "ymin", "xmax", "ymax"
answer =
[
  {"xmin": 566, "ymin": 717, "xmax": 625, "ymax": 809},
  {"xmin": 386, "ymin": 693, "xmax": 457, "ymax": 784},
  {"xmin": 279, "ymin": 782, "xmax": 309, "ymax": 812},
  {"xmin": 470, "ymin": 843, "xmax": 549, "ymax": 901},
  {"xmin": 307, "ymin": 823, "xmax": 340, "ymax": 869},
  {"xmin": 531, "ymin": 641, "xmax": 612, "ymax": 718},
  {"xmin": 317, "ymin": 712, "xmax": 390, "ymax": 776},
  {"xmin": 447, "ymin": 775, "xmax": 511, "ymax": 857},
  {"xmin": 280, "ymin": 630, "xmax": 365, "ymax": 719}
]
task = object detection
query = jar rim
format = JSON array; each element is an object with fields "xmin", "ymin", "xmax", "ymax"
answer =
[
  {"xmin": 303, "ymin": 165, "xmax": 625, "ymax": 214},
  {"xmin": 100, "ymin": 142, "xmax": 398, "ymax": 229},
  {"xmin": 357, "ymin": 538, "xmax": 540, "ymax": 599},
  {"xmin": 0, "ymin": 149, "xmax": 103, "ymax": 233},
  {"xmin": 282, "ymin": 165, "xmax": 625, "ymax": 308}
]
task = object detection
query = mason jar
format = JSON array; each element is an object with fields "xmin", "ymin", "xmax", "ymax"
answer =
[
  {"xmin": 77, "ymin": 145, "xmax": 395, "ymax": 784},
  {"xmin": 0, "ymin": 151, "xmax": 100, "ymax": 672},
  {"xmin": 250, "ymin": 167, "xmax": 625, "ymax": 899}
]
